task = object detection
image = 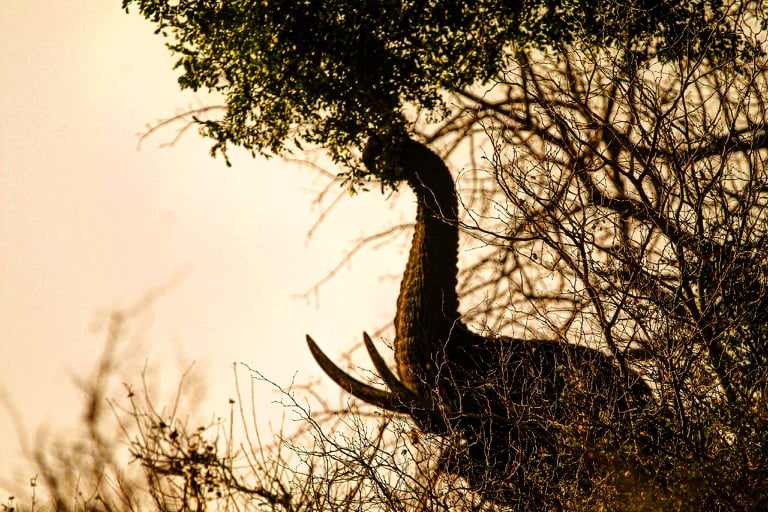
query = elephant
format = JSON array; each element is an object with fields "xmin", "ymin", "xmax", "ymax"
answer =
[{"xmin": 306, "ymin": 137, "xmax": 655, "ymax": 505}]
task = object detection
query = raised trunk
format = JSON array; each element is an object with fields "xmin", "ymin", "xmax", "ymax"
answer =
[{"xmin": 386, "ymin": 141, "xmax": 462, "ymax": 397}]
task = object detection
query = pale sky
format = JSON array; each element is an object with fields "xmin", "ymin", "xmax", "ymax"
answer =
[{"xmin": 0, "ymin": 2, "xmax": 408, "ymax": 494}]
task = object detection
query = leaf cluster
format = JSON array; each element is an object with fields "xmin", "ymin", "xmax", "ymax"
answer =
[{"xmin": 122, "ymin": 0, "xmax": 761, "ymax": 176}]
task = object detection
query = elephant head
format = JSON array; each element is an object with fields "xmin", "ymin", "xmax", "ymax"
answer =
[{"xmin": 306, "ymin": 137, "xmax": 655, "ymax": 503}]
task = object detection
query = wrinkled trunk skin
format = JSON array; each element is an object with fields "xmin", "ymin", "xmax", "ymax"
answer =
[
  {"xmin": 385, "ymin": 141, "xmax": 461, "ymax": 401},
  {"xmin": 364, "ymin": 139, "xmax": 494, "ymax": 430}
]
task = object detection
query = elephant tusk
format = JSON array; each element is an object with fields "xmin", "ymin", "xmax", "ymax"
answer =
[
  {"xmin": 361, "ymin": 332, "xmax": 450, "ymax": 432},
  {"xmin": 361, "ymin": 332, "xmax": 427, "ymax": 407},
  {"xmin": 305, "ymin": 334, "xmax": 414, "ymax": 415}
]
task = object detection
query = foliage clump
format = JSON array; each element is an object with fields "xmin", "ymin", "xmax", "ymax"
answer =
[{"xmin": 123, "ymin": 0, "xmax": 762, "ymax": 179}]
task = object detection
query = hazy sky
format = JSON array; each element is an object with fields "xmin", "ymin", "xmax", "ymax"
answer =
[{"xmin": 0, "ymin": 2, "xmax": 409, "ymax": 494}]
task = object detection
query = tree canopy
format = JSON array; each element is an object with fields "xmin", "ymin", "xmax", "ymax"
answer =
[{"xmin": 123, "ymin": 0, "xmax": 761, "ymax": 178}]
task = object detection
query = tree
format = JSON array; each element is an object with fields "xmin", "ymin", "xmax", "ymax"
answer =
[
  {"xmin": 452, "ymin": 46, "xmax": 768, "ymax": 508},
  {"xmin": 121, "ymin": 0, "xmax": 760, "ymax": 177},
  {"xmin": 120, "ymin": 0, "xmax": 768, "ymax": 509}
]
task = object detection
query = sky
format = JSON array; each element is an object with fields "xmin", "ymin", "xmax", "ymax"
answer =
[{"xmin": 0, "ymin": 2, "xmax": 410, "ymax": 495}]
